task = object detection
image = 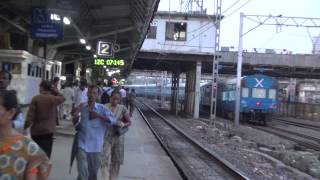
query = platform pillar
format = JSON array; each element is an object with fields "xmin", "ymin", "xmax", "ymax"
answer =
[
  {"xmin": 184, "ymin": 67, "xmax": 195, "ymax": 116},
  {"xmin": 288, "ymin": 78, "xmax": 297, "ymax": 102},
  {"xmin": 194, "ymin": 61, "xmax": 202, "ymax": 118},
  {"xmin": 184, "ymin": 61, "xmax": 202, "ymax": 118},
  {"xmin": 171, "ymin": 71, "xmax": 180, "ymax": 115}
]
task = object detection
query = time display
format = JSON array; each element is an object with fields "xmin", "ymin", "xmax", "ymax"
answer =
[{"xmin": 94, "ymin": 58, "xmax": 125, "ymax": 66}]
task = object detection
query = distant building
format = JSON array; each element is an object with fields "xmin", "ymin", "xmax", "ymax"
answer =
[
  {"xmin": 141, "ymin": 11, "xmax": 217, "ymax": 55},
  {"xmin": 312, "ymin": 36, "xmax": 320, "ymax": 54}
]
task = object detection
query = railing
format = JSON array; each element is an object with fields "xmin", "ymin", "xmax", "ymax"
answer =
[{"xmin": 277, "ymin": 102, "xmax": 320, "ymax": 121}]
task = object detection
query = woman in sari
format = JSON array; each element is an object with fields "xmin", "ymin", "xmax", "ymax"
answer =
[
  {"xmin": 101, "ymin": 90, "xmax": 131, "ymax": 180},
  {"xmin": 0, "ymin": 90, "xmax": 51, "ymax": 180}
]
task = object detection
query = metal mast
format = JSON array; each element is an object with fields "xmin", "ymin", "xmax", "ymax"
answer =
[
  {"xmin": 209, "ymin": 0, "xmax": 222, "ymax": 127},
  {"xmin": 180, "ymin": 0, "xmax": 204, "ymax": 13}
]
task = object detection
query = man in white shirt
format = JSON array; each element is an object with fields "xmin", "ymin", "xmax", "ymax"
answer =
[
  {"xmin": 74, "ymin": 80, "xmax": 88, "ymax": 107},
  {"xmin": 61, "ymin": 82, "xmax": 74, "ymax": 120},
  {"xmin": 119, "ymin": 86, "xmax": 126, "ymax": 104}
]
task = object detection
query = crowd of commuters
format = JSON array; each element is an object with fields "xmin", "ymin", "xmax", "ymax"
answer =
[{"xmin": 0, "ymin": 70, "xmax": 136, "ymax": 180}]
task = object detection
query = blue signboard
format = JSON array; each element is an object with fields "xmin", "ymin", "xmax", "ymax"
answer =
[{"xmin": 31, "ymin": 7, "xmax": 63, "ymax": 39}]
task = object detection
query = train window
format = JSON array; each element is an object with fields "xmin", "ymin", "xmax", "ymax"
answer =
[
  {"xmin": 31, "ymin": 67, "xmax": 35, "ymax": 77},
  {"xmin": 224, "ymin": 84, "xmax": 231, "ymax": 91},
  {"xmin": 229, "ymin": 91, "xmax": 235, "ymax": 101},
  {"xmin": 11, "ymin": 63, "xmax": 21, "ymax": 74},
  {"xmin": 2, "ymin": 63, "xmax": 21, "ymax": 74},
  {"xmin": 27, "ymin": 64, "xmax": 32, "ymax": 76},
  {"xmin": 36, "ymin": 66, "xmax": 39, "ymax": 77},
  {"xmin": 222, "ymin": 92, "xmax": 228, "ymax": 101},
  {"xmin": 252, "ymin": 88, "xmax": 266, "ymax": 98},
  {"xmin": 39, "ymin": 68, "xmax": 42, "ymax": 77},
  {"xmin": 269, "ymin": 89, "xmax": 276, "ymax": 99},
  {"xmin": 166, "ymin": 22, "xmax": 187, "ymax": 41},
  {"xmin": 242, "ymin": 88, "xmax": 249, "ymax": 98},
  {"xmin": 55, "ymin": 64, "xmax": 59, "ymax": 74}
]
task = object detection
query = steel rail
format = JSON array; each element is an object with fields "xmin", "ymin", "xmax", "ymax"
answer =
[
  {"xmin": 268, "ymin": 126, "xmax": 320, "ymax": 143},
  {"xmin": 272, "ymin": 118, "xmax": 320, "ymax": 131},
  {"xmin": 254, "ymin": 126, "xmax": 320, "ymax": 151},
  {"xmin": 136, "ymin": 99, "xmax": 249, "ymax": 180}
]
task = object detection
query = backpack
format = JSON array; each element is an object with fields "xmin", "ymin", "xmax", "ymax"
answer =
[{"xmin": 101, "ymin": 88, "xmax": 112, "ymax": 104}]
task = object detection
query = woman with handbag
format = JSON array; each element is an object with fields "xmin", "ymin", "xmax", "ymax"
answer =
[{"xmin": 101, "ymin": 90, "xmax": 131, "ymax": 180}]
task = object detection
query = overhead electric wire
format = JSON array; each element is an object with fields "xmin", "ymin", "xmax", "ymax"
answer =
[
  {"xmin": 183, "ymin": 0, "xmax": 191, "ymax": 13},
  {"xmin": 187, "ymin": 0, "xmax": 246, "ymax": 35},
  {"xmin": 260, "ymin": 31, "xmax": 279, "ymax": 48},
  {"xmin": 187, "ymin": 0, "xmax": 253, "ymax": 43},
  {"xmin": 224, "ymin": 0, "xmax": 252, "ymax": 18},
  {"xmin": 222, "ymin": 0, "xmax": 241, "ymax": 14}
]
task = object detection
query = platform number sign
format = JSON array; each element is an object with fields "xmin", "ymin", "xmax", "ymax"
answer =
[{"xmin": 97, "ymin": 41, "xmax": 113, "ymax": 57}]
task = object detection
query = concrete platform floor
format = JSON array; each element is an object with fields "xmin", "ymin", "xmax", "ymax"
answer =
[{"xmin": 50, "ymin": 110, "xmax": 182, "ymax": 180}]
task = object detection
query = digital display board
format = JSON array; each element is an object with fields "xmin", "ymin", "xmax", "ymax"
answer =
[{"xmin": 94, "ymin": 58, "xmax": 125, "ymax": 66}]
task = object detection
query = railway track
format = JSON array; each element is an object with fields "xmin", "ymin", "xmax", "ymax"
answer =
[
  {"xmin": 272, "ymin": 117, "xmax": 320, "ymax": 131},
  {"xmin": 136, "ymin": 100, "xmax": 248, "ymax": 180},
  {"xmin": 254, "ymin": 126, "xmax": 320, "ymax": 151}
]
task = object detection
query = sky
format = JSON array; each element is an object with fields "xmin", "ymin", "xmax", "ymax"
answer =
[{"xmin": 158, "ymin": 0, "xmax": 320, "ymax": 54}]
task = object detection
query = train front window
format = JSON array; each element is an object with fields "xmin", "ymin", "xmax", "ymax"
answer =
[
  {"xmin": 222, "ymin": 92, "xmax": 228, "ymax": 101},
  {"xmin": 269, "ymin": 89, "xmax": 276, "ymax": 99},
  {"xmin": 242, "ymin": 88, "xmax": 249, "ymax": 98},
  {"xmin": 252, "ymin": 88, "xmax": 266, "ymax": 98}
]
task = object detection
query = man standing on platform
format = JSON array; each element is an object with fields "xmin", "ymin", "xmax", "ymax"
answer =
[
  {"xmin": 119, "ymin": 86, "xmax": 127, "ymax": 105},
  {"xmin": 24, "ymin": 80, "xmax": 65, "ymax": 158},
  {"xmin": 60, "ymin": 82, "xmax": 74, "ymax": 120},
  {"xmin": 74, "ymin": 79, "xmax": 88, "ymax": 107},
  {"xmin": 72, "ymin": 85, "xmax": 116, "ymax": 180}
]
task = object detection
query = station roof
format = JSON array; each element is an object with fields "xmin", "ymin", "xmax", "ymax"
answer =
[
  {"xmin": 0, "ymin": 0, "xmax": 160, "ymax": 76},
  {"xmin": 155, "ymin": 11, "xmax": 220, "ymax": 21}
]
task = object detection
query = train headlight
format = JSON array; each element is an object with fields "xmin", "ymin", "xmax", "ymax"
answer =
[{"xmin": 241, "ymin": 100, "xmax": 247, "ymax": 107}]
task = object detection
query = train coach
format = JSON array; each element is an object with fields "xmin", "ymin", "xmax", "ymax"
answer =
[
  {"xmin": 201, "ymin": 75, "xmax": 278, "ymax": 125},
  {"xmin": 0, "ymin": 50, "xmax": 61, "ymax": 105}
]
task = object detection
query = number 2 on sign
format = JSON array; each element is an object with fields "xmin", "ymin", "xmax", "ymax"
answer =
[{"xmin": 101, "ymin": 44, "xmax": 110, "ymax": 54}]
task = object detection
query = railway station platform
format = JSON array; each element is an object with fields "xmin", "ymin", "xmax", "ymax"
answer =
[{"xmin": 51, "ymin": 109, "xmax": 182, "ymax": 180}]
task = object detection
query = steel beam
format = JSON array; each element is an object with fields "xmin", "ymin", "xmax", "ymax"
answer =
[
  {"xmin": 70, "ymin": 18, "xmax": 86, "ymax": 40},
  {"xmin": 48, "ymin": 26, "xmax": 135, "ymax": 49},
  {"xmin": 63, "ymin": 56, "xmax": 91, "ymax": 65},
  {"xmin": 244, "ymin": 15, "xmax": 320, "ymax": 28},
  {"xmin": 0, "ymin": 15, "xmax": 27, "ymax": 33}
]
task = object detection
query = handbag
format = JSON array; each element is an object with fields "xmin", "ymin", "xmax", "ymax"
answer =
[{"xmin": 115, "ymin": 126, "xmax": 129, "ymax": 136}]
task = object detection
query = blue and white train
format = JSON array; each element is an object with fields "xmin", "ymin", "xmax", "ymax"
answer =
[
  {"xmin": 0, "ymin": 50, "xmax": 62, "ymax": 105},
  {"xmin": 201, "ymin": 75, "xmax": 278, "ymax": 125}
]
